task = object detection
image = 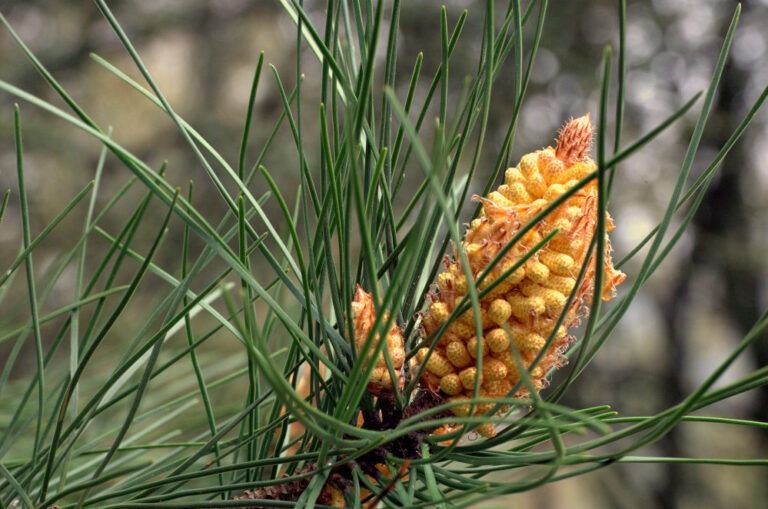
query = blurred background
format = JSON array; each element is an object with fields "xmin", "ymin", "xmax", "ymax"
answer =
[{"xmin": 1, "ymin": 1, "xmax": 766, "ymax": 508}]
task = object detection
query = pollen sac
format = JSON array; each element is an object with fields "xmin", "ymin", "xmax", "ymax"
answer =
[
  {"xmin": 427, "ymin": 353, "xmax": 456, "ymax": 377},
  {"xmin": 440, "ymin": 373, "xmax": 464, "ymax": 396},
  {"xmin": 419, "ymin": 348, "xmax": 456, "ymax": 377},
  {"xmin": 467, "ymin": 336, "xmax": 489, "ymax": 358},
  {"xmin": 515, "ymin": 332, "xmax": 546, "ymax": 352},
  {"xmin": 484, "ymin": 378, "xmax": 512, "ymax": 397},
  {"xmin": 488, "ymin": 299, "xmax": 512, "ymax": 326},
  {"xmin": 446, "ymin": 341, "xmax": 473, "ymax": 368},
  {"xmin": 525, "ymin": 261, "xmax": 550, "ymax": 284},
  {"xmin": 485, "ymin": 328, "xmax": 511, "ymax": 353},
  {"xmin": 544, "ymin": 182, "xmax": 567, "ymax": 201},
  {"xmin": 507, "ymin": 294, "xmax": 546, "ymax": 320},
  {"xmin": 539, "ymin": 251, "xmax": 576, "ymax": 276},
  {"xmin": 543, "ymin": 274, "xmax": 576, "ymax": 295},
  {"xmin": 504, "ymin": 264, "xmax": 527, "ymax": 285},
  {"xmin": 505, "ymin": 167, "xmax": 526, "ymax": 185},
  {"xmin": 370, "ymin": 367, "xmax": 392, "ymax": 388},
  {"xmin": 475, "ymin": 422, "xmax": 497, "ymax": 439},
  {"xmin": 448, "ymin": 396, "xmax": 472, "ymax": 417},
  {"xmin": 521, "ymin": 280, "xmax": 567, "ymax": 312},
  {"xmin": 525, "ymin": 172, "xmax": 548, "ymax": 199},
  {"xmin": 429, "ymin": 301, "xmax": 451, "ymax": 324},
  {"xmin": 502, "ymin": 182, "xmax": 531, "ymax": 205},
  {"xmin": 458, "ymin": 367, "xmax": 481, "ymax": 390},
  {"xmin": 473, "ymin": 398, "xmax": 496, "ymax": 415},
  {"xmin": 418, "ymin": 114, "xmax": 626, "ymax": 439},
  {"xmin": 519, "ymin": 153, "xmax": 539, "ymax": 177},
  {"xmin": 492, "ymin": 350, "xmax": 521, "ymax": 379},
  {"xmin": 481, "ymin": 358, "xmax": 508, "ymax": 381},
  {"xmin": 447, "ymin": 320, "xmax": 475, "ymax": 340}
]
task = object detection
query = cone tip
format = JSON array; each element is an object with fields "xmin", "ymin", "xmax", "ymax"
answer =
[{"xmin": 555, "ymin": 114, "xmax": 593, "ymax": 163}]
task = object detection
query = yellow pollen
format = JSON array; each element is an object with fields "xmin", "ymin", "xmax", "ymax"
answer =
[
  {"xmin": 504, "ymin": 167, "xmax": 526, "ymax": 185},
  {"xmin": 488, "ymin": 299, "xmax": 513, "ymax": 325},
  {"xmin": 482, "ymin": 358, "xmax": 508, "ymax": 381},
  {"xmin": 448, "ymin": 396, "xmax": 472, "ymax": 417},
  {"xmin": 459, "ymin": 367, "xmax": 481, "ymax": 390},
  {"xmin": 539, "ymin": 251, "xmax": 576, "ymax": 276},
  {"xmin": 446, "ymin": 341, "xmax": 473, "ymax": 368},
  {"xmin": 505, "ymin": 182, "xmax": 531, "ymax": 204},
  {"xmin": 485, "ymin": 327, "xmax": 511, "ymax": 353},
  {"xmin": 475, "ymin": 422, "xmax": 497, "ymax": 438},
  {"xmin": 424, "ymin": 351, "xmax": 455, "ymax": 377},
  {"xmin": 440, "ymin": 373, "xmax": 464, "ymax": 395},
  {"xmin": 516, "ymin": 332, "xmax": 546, "ymax": 352},
  {"xmin": 467, "ymin": 336, "xmax": 489, "ymax": 358},
  {"xmin": 525, "ymin": 261, "xmax": 550, "ymax": 284},
  {"xmin": 429, "ymin": 301, "xmax": 451, "ymax": 324},
  {"xmin": 518, "ymin": 153, "xmax": 539, "ymax": 177}
]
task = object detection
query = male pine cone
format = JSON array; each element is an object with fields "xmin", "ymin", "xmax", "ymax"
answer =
[
  {"xmin": 417, "ymin": 114, "xmax": 625, "ymax": 436},
  {"xmin": 353, "ymin": 114, "xmax": 625, "ymax": 438},
  {"xmin": 351, "ymin": 284, "xmax": 406, "ymax": 392}
]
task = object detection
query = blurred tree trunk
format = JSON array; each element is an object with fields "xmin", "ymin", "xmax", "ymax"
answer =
[
  {"xmin": 653, "ymin": 57, "xmax": 767, "ymax": 507},
  {"xmin": 697, "ymin": 61, "xmax": 767, "ymax": 427},
  {"xmin": 655, "ymin": 279, "xmax": 686, "ymax": 509}
]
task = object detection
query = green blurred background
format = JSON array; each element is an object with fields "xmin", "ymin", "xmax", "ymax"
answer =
[{"xmin": 1, "ymin": 1, "xmax": 766, "ymax": 507}]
